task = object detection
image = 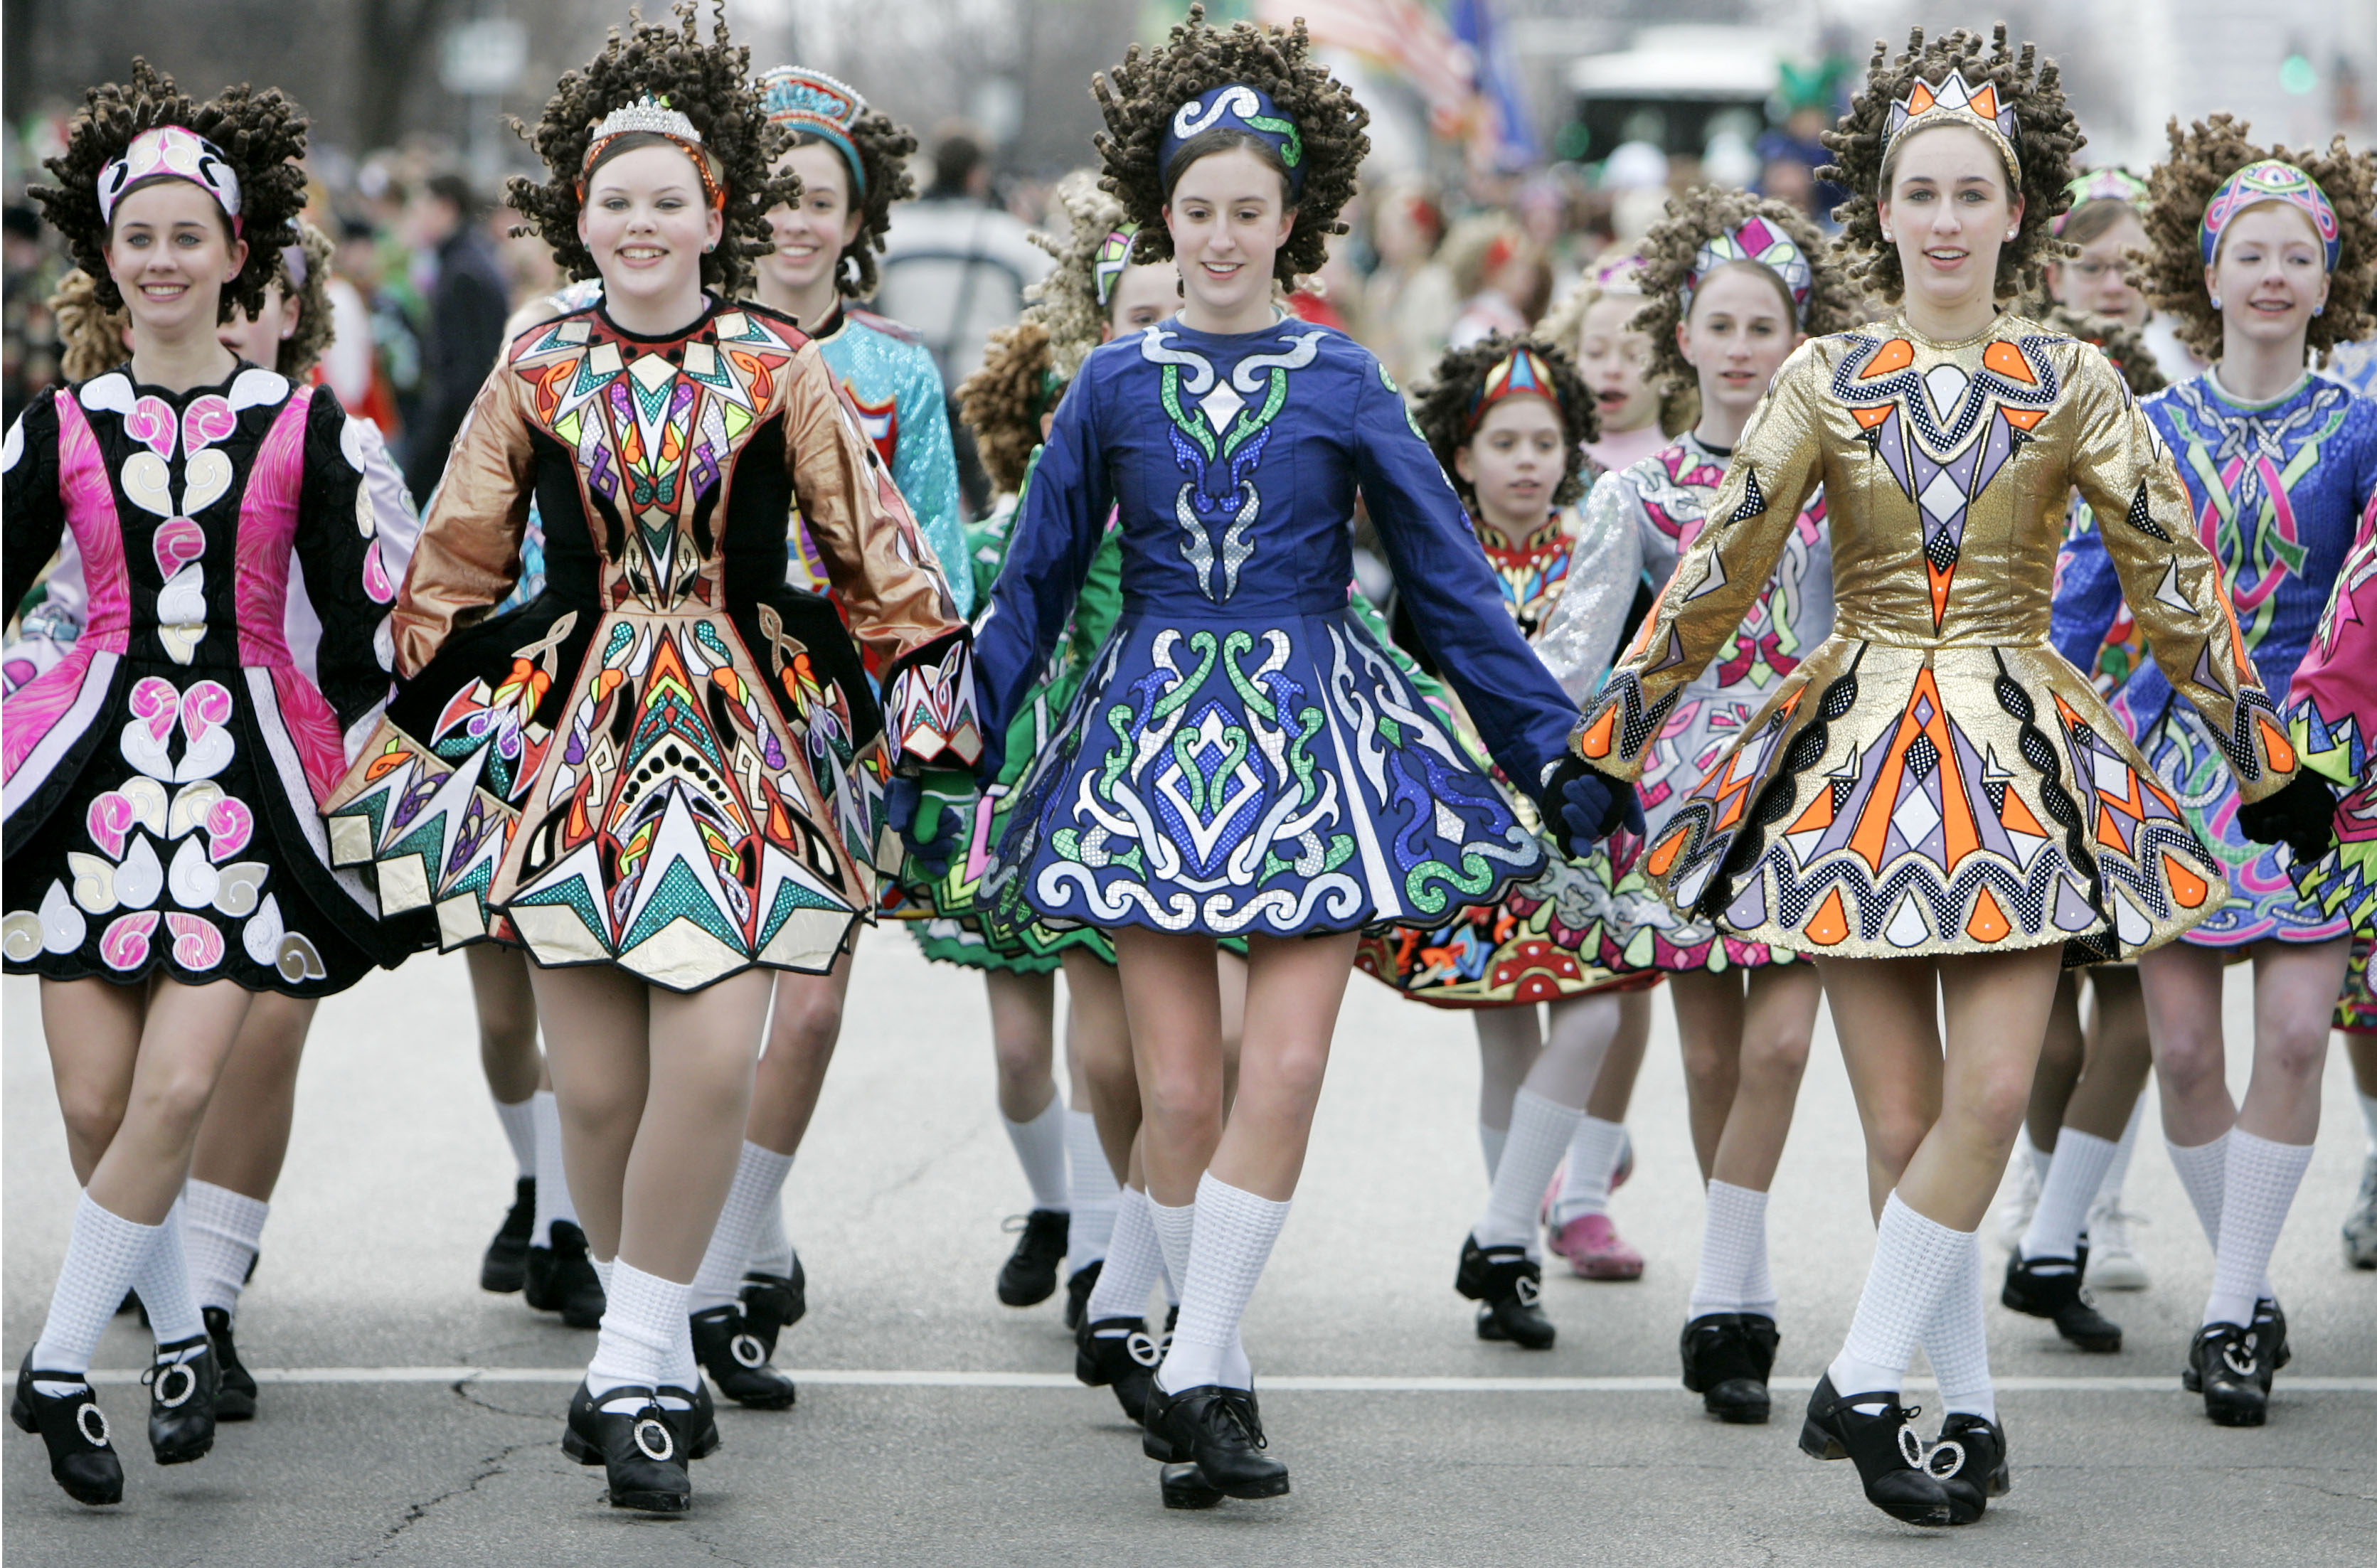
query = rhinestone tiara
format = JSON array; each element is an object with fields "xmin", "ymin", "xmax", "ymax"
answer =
[{"xmin": 590, "ymin": 95, "xmax": 702, "ymax": 146}]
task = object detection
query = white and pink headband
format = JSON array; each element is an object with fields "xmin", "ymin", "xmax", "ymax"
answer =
[{"xmin": 97, "ymin": 126, "xmax": 243, "ymax": 232}]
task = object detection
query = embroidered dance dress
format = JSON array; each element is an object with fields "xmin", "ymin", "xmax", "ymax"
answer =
[
  {"xmin": 2277, "ymin": 486, "xmax": 2377, "ymax": 934},
  {"xmin": 1354, "ymin": 501, "xmax": 1650, "ymax": 1006},
  {"xmin": 3, "ymin": 363, "xmax": 398, "ymax": 993},
  {"xmin": 973, "ymin": 319, "xmax": 1580, "ymax": 941},
  {"xmin": 320, "ymin": 299, "xmax": 978, "ymax": 992},
  {"xmin": 1576, "ymin": 315, "xmax": 2294, "ymax": 963},
  {"xmin": 1556, "ymin": 432, "xmax": 1834, "ymax": 972},
  {"xmin": 2053, "ymin": 371, "xmax": 2377, "ymax": 946}
]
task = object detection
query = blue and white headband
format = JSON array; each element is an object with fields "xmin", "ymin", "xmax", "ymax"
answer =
[
  {"xmin": 761, "ymin": 67, "xmax": 870, "ymax": 198},
  {"xmin": 1159, "ymin": 83, "xmax": 1303, "ymax": 199}
]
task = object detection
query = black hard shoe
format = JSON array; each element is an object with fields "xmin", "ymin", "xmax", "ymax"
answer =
[
  {"xmin": 689, "ymin": 1305, "xmax": 796, "ymax": 1410},
  {"xmin": 1679, "ymin": 1312, "xmax": 1780, "ymax": 1424},
  {"xmin": 1142, "ymin": 1382, "xmax": 1289, "ymax": 1499},
  {"xmin": 1075, "ymin": 1315, "xmax": 1162, "ymax": 1426},
  {"xmin": 1474, "ymin": 1302, "xmax": 1508, "ymax": 1342},
  {"xmin": 1160, "ymin": 1461, "xmax": 1228, "ymax": 1510},
  {"xmin": 1927, "ymin": 1412, "xmax": 2011, "ymax": 1525},
  {"xmin": 1797, "ymin": 1375, "xmax": 1952, "ymax": 1527},
  {"xmin": 563, "ymin": 1381, "xmax": 690, "ymax": 1513},
  {"xmin": 2191, "ymin": 1324, "xmax": 2267, "ymax": 1426},
  {"xmin": 2000, "ymin": 1251, "xmax": 2122, "ymax": 1352},
  {"xmin": 738, "ymin": 1257, "xmax": 807, "ymax": 1360},
  {"xmin": 481, "ymin": 1177, "xmax": 535, "ymax": 1294},
  {"xmin": 1454, "ymin": 1234, "xmax": 1555, "ymax": 1349},
  {"xmin": 11, "ymin": 1351, "xmax": 122, "ymax": 1506},
  {"xmin": 663, "ymin": 1382, "xmax": 720, "ymax": 1461},
  {"xmin": 1064, "ymin": 1259, "xmax": 1103, "ymax": 1333},
  {"xmin": 997, "ymin": 1210, "xmax": 1070, "ymax": 1307},
  {"xmin": 203, "ymin": 1306, "xmax": 257, "ymax": 1422},
  {"xmin": 2181, "ymin": 1297, "xmax": 2290, "ymax": 1393},
  {"xmin": 524, "ymin": 1220, "xmax": 606, "ymax": 1329},
  {"xmin": 143, "ymin": 1334, "xmax": 220, "ymax": 1466}
]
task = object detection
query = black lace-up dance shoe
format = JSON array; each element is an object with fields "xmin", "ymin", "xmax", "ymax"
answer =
[
  {"xmin": 523, "ymin": 1220, "xmax": 606, "ymax": 1328},
  {"xmin": 1160, "ymin": 1462, "xmax": 1228, "ymax": 1509},
  {"xmin": 1798, "ymin": 1375, "xmax": 1952, "ymax": 1525},
  {"xmin": 481, "ymin": 1177, "xmax": 535, "ymax": 1294},
  {"xmin": 738, "ymin": 1255, "xmax": 807, "ymax": 1359},
  {"xmin": 2000, "ymin": 1251, "xmax": 2122, "ymax": 1351},
  {"xmin": 203, "ymin": 1306, "xmax": 257, "ymax": 1422},
  {"xmin": 563, "ymin": 1381, "xmax": 691, "ymax": 1513},
  {"xmin": 997, "ymin": 1210, "xmax": 1070, "ymax": 1307},
  {"xmin": 690, "ymin": 1305, "xmax": 796, "ymax": 1410},
  {"xmin": 1455, "ymin": 1235, "xmax": 1556, "ymax": 1349},
  {"xmin": 1926, "ymin": 1412, "xmax": 2010, "ymax": 1525},
  {"xmin": 1064, "ymin": 1259, "xmax": 1102, "ymax": 1332},
  {"xmin": 143, "ymin": 1334, "xmax": 220, "ymax": 1465},
  {"xmin": 2190, "ymin": 1324, "xmax": 2268, "ymax": 1426},
  {"xmin": 1075, "ymin": 1315, "xmax": 1162, "ymax": 1426},
  {"xmin": 1679, "ymin": 1312, "xmax": 1780, "ymax": 1424},
  {"xmin": 12, "ymin": 1351, "xmax": 123, "ymax": 1506},
  {"xmin": 1142, "ymin": 1382, "xmax": 1288, "ymax": 1499}
]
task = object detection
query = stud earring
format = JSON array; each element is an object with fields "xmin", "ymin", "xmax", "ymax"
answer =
[{"xmin": 2210, "ymin": 294, "xmax": 2222, "ymax": 310}]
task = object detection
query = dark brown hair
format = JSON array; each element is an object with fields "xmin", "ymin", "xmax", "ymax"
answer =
[
  {"xmin": 2139, "ymin": 115, "xmax": 2377, "ymax": 360},
  {"xmin": 31, "ymin": 58, "xmax": 308, "ymax": 322},
  {"xmin": 1413, "ymin": 334, "xmax": 1597, "ymax": 509},
  {"xmin": 2038, "ymin": 302, "xmax": 2168, "ymax": 397},
  {"xmin": 1092, "ymin": 4, "xmax": 1368, "ymax": 287},
  {"xmin": 1821, "ymin": 25, "xmax": 2082, "ymax": 306}
]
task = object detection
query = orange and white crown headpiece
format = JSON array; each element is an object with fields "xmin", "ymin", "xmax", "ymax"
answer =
[{"xmin": 1884, "ymin": 69, "xmax": 2020, "ymax": 183}]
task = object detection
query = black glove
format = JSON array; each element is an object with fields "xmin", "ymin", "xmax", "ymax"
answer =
[
  {"xmin": 2236, "ymin": 771, "xmax": 2337, "ymax": 866},
  {"xmin": 1535, "ymin": 754, "xmax": 1644, "ymax": 858}
]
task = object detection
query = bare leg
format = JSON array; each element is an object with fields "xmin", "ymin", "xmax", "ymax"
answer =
[
  {"xmin": 1114, "ymin": 928, "xmax": 1226, "ymax": 1207},
  {"xmin": 1473, "ymin": 1005, "xmax": 1544, "ymax": 1140},
  {"xmin": 1670, "ymin": 971, "xmax": 1745, "ymax": 1183},
  {"xmin": 467, "ymin": 944, "xmax": 544, "ymax": 1104},
  {"xmin": 985, "ymin": 967, "xmax": 1059, "ymax": 1122},
  {"xmin": 187, "ymin": 994, "xmax": 319, "ymax": 1201},
  {"xmin": 2351, "ymin": 1032, "xmax": 2377, "ymax": 1101},
  {"xmin": 2024, "ymin": 971, "xmax": 2086, "ymax": 1153},
  {"xmin": 77, "ymin": 980, "xmax": 257, "ymax": 1224},
  {"xmin": 1217, "ymin": 949, "xmax": 1248, "ymax": 1067},
  {"xmin": 2137, "ymin": 939, "xmax": 2235, "ymax": 1148},
  {"xmin": 528, "ymin": 965, "xmax": 651, "ymax": 1262},
  {"xmin": 1206, "ymin": 933, "xmax": 1358, "ymax": 1200},
  {"xmin": 616, "ymin": 972, "xmax": 774, "ymax": 1280},
  {"xmin": 1708, "ymin": 964, "xmax": 1822, "ymax": 1193},
  {"xmin": 2060, "ymin": 966, "xmax": 2155, "ymax": 1141},
  {"xmin": 1584, "ymin": 988, "xmax": 1649, "ymax": 1122},
  {"xmin": 2235, "ymin": 939, "xmax": 2349, "ymax": 1143},
  {"xmin": 1063, "ymin": 951, "xmax": 1137, "ymax": 1180},
  {"xmin": 743, "ymin": 939, "xmax": 858, "ymax": 1157},
  {"xmin": 42, "ymin": 978, "xmax": 147, "ymax": 1186}
]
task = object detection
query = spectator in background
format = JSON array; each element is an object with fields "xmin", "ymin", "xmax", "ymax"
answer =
[
  {"xmin": 1363, "ymin": 178, "xmax": 1457, "ymax": 388},
  {"xmin": 2, "ymin": 203, "xmax": 63, "ymax": 429},
  {"xmin": 400, "ymin": 171, "xmax": 509, "ymax": 500},
  {"xmin": 873, "ymin": 127, "xmax": 1051, "ymax": 517},
  {"xmin": 1444, "ymin": 214, "xmax": 1545, "ymax": 348}
]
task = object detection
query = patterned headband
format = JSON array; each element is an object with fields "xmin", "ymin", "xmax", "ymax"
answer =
[
  {"xmin": 1884, "ymin": 68, "xmax": 2021, "ymax": 184},
  {"xmin": 1679, "ymin": 215, "xmax": 1814, "ymax": 327},
  {"xmin": 98, "ymin": 126, "xmax": 243, "ymax": 232},
  {"xmin": 1464, "ymin": 344, "xmax": 1562, "ymax": 435},
  {"xmin": 578, "ymin": 95, "xmax": 724, "ymax": 211},
  {"xmin": 1093, "ymin": 223, "xmax": 1139, "ymax": 309},
  {"xmin": 1161, "ymin": 83, "xmax": 1304, "ymax": 200},
  {"xmin": 2053, "ymin": 167, "xmax": 2150, "ymax": 235},
  {"xmin": 761, "ymin": 67, "xmax": 868, "ymax": 198},
  {"xmin": 2198, "ymin": 158, "xmax": 2341, "ymax": 272}
]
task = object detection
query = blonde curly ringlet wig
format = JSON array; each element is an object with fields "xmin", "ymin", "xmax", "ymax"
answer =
[
  {"xmin": 2138, "ymin": 115, "xmax": 2377, "ymax": 361},
  {"xmin": 1629, "ymin": 186, "xmax": 1862, "ymax": 397},
  {"xmin": 1820, "ymin": 25, "xmax": 2083, "ymax": 307},
  {"xmin": 1028, "ymin": 171, "xmax": 1133, "ymax": 383},
  {"xmin": 1538, "ymin": 260, "xmax": 1698, "ymax": 440}
]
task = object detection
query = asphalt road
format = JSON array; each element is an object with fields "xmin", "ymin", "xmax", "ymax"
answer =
[{"xmin": 5, "ymin": 937, "xmax": 2373, "ymax": 1566}]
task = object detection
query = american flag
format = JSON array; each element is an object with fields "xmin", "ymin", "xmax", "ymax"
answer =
[{"xmin": 1256, "ymin": 0, "xmax": 1479, "ymax": 126}]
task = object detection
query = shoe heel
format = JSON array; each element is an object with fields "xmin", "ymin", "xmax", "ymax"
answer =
[
  {"xmin": 1141, "ymin": 1428, "xmax": 1178, "ymax": 1463},
  {"xmin": 10, "ymin": 1397, "xmax": 35, "ymax": 1435},
  {"xmin": 562, "ymin": 1427, "xmax": 601, "ymax": 1466},
  {"xmin": 1799, "ymin": 1416, "xmax": 1846, "ymax": 1461}
]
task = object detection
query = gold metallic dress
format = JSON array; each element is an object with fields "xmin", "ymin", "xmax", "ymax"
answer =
[{"xmin": 1575, "ymin": 314, "xmax": 2295, "ymax": 963}]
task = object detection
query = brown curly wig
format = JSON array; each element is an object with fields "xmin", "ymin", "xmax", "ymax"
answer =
[
  {"xmin": 2036, "ymin": 301, "xmax": 2168, "ymax": 398},
  {"xmin": 31, "ymin": 59, "xmax": 309, "ymax": 323},
  {"xmin": 1092, "ymin": 4, "xmax": 1368, "ymax": 287},
  {"xmin": 1629, "ymin": 186, "xmax": 1863, "ymax": 396},
  {"xmin": 508, "ymin": 1, "xmax": 797, "ymax": 300},
  {"xmin": 2137, "ymin": 116, "xmax": 2377, "ymax": 361},
  {"xmin": 957, "ymin": 321, "xmax": 1057, "ymax": 495},
  {"xmin": 771, "ymin": 90, "xmax": 916, "ymax": 301},
  {"xmin": 1413, "ymin": 334, "xmax": 1597, "ymax": 510},
  {"xmin": 1820, "ymin": 25, "xmax": 2082, "ymax": 307}
]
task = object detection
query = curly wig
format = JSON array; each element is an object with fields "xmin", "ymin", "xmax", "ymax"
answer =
[
  {"xmin": 1413, "ymin": 334, "xmax": 1597, "ymax": 510},
  {"xmin": 1092, "ymin": 4, "xmax": 1368, "ymax": 287},
  {"xmin": 2037, "ymin": 301, "xmax": 2168, "ymax": 398},
  {"xmin": 2138, "ymin": 116, "xmax": 2377, "ymax": 361},
  {"xmin": 1027, "ymin": 171, "xmax": 1133, "ymax": 382},
  {"xmin": 274, "ymin": 221, "xmax": 337, "ymax": 380},
  {"xmin": 1538, "ymin": 259, "xmax": 1698, "ymax": 439},
  {"xmin": 50, "ymin": 269, "xmax": 128, "ymax": 383},
  {"xmin": 957, "ymin": 322, "xmax": 1056, "ymax": 496},
  {"xmin": 508, "ymin": 1, "xmax": 797, "ymax": 300},
  {"xmin": 31, "ymin": 58, "xmax": 309, "ymax": 323},
  {"xmin": 1629, "ymin": 186, "xmax": 1863, "ymax": 396},
  {"xmin": 1820, "ymin": 25, "xmax": 2083, "ymax": 306},
  {"xmin": 780, "ymin": 102, "xmax": 915, "ymax": 302}
]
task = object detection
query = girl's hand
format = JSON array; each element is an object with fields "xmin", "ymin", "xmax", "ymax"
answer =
[{"xmin": 1535, "ymin": 754, "xmax": 1643, "ymax": 857}]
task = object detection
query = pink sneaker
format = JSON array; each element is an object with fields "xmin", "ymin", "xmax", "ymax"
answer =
[{"xmin": 1546, "ymin": 1212, "xmax": 1644, "ymax": 1280}]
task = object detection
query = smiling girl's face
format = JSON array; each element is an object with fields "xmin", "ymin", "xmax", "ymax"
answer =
[
  {"xmin": 1165, "ymin": 144, "xmax": 1294, "ymax": 329},
  {"xmin": 106, "ymin": 179, "xmax": 246, "ymax": 340},
  {"xmin": 762, "ymin": 142, "xmax": 861, "ymax": 302},
  {"xmin": 577, "ymin": 142, "xmax": 724, "ymax": 316},
  {"xmin": 2206, "ymin": 201, "xmax": 2329, "ymax": 352},
  {"xmin": 1878, "ymin": 122, "xmax": 2023, "ymax": 319}
]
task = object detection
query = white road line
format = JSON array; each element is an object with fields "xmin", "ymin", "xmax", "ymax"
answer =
[{"xmin": 70, "ymin": 1367, "xmax": 2377, "ymax": 1394}]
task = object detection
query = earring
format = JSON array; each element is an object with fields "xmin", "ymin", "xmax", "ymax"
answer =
[
  {"xmin": 1881, "ymin": 230, "xmax": 1894, "ymax": 242},
  {"xmin": 2314, "ymin": 302, "xmax": 2327, "ymax": 316},
  {"xmin": 2210, "ymin": 294, "xmax": 2222, "ymax": 310}
]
